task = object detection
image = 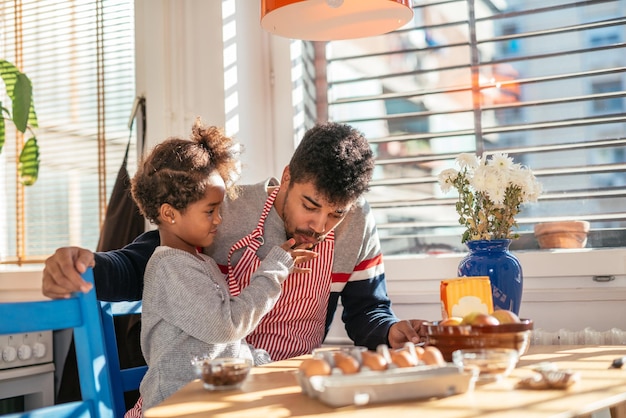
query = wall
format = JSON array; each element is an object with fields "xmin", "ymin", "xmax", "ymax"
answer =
[{"xmin": 133, "ymin": 0, "xmax": 296, "ymax": 184}]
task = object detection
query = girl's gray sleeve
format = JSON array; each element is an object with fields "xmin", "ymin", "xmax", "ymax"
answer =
[{"xmin": 151, "ymin": 246, "xmax": 292, "ymax": 344}]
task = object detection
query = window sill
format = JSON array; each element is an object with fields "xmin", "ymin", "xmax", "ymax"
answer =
[{"xmin": 385, "ymin": 247, "xmax": 626, "ymax": 281}]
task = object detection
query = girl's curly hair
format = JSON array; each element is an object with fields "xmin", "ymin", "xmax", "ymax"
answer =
[{"xmin": 131, "ymin": 118, "xmax": 240, "ymax": 224}]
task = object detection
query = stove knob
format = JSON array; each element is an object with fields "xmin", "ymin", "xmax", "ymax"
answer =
[
  {"xmin": 18, "ymin": 344, "xmax": 32, "ymax": 360},
  {"xmin": 32, "ymin": 342, "xmax": 46, "ymax": 358},
  {"xmin": 2, "ymin": 346, "xmax": 17, "ymax": 362}
]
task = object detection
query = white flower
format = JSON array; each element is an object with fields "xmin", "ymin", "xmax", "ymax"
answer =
[
  {"xmin": 488, "ymin": 153, "xmax": 515, "ymax": 170},
  {"xmin": 438, "ymin": 168, "xmax": 459, "ymax": 193},
  {"xmin": 456, "ymin": 153, "xmax": 480, "ymax": 170},
  {"xmin": 471, "ymin": 165, "xmax": 497, "ymax": 194},
  {"xmin": 438, "ymin": 152, "xmax": 542, "ymax": 243},
  {"xmin": 509, "ymin": 166, "xmax": 542, "ymax": 202}
]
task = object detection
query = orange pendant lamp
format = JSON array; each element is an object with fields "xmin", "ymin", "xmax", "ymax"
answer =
[{"xmin": 261, "ymin": 0, "xmax": 414, "ymax": 41}]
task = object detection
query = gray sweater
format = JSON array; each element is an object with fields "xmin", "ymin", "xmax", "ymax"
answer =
[{"xmin": 139, "ymin": 245, "xmax": 293, "ymax": 410}]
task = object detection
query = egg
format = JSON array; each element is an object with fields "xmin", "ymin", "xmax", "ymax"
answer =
[
  {"xmin": 333, "ymin": 352, "xmax": 360, "ymax": 374},
  {"xmin": 390, "ymin": 350, "xmax": 417, "ymax": 368},
  {"xmin": 414, "ymin": 345, "xmax": 425, "ymax": 362},
  {"xmin": 361, "ymin": 350, "xmax": 388, "ymax": 371},
  {"xmin": 299, "ymin": 357, "xmax": 332, "ymax": 377},
  {"xmin": 376, "ymin": 344, "xmax": 392, "ymax": 364},
  {"xmin": 421, "ymin": 346, "xmax": 446, "ymax": 367}
]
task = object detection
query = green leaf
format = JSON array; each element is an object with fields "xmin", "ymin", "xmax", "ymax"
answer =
[
  {"xmin": 1, "ymin": 60, "xmax": 39, "ymax": 184},
  {"xmin": 13, "ymin": 73, "xmax": 33, "ymax": 132},
  {"xmin": 19, "ymin": 136, "xmax": 40, "ymax": 186},
  {"xmin": 28, "ymin": 101, "xmax": 38, "ymax": 129},
  {"xmin": 0, "ymin": 60, "xmax": 36, "ymax": 133},
  {"xmin": 0, "ymin": 103, "xmax": 4, "ymax": 154},
  {"xmin": 0, "ymin": 60, "xmax": 19, "ymax": 97},
  {"xmin": 1, "ymin": 103, "xmax": 10, "ymax": 118}
]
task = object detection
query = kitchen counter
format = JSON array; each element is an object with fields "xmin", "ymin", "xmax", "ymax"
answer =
[{"xmin": 0, "ymin": 268, "xmax": 47, "ymax": 302}]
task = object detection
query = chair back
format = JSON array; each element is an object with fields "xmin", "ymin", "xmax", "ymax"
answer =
[
  {"xmin": 99, "ymin": 300, "xmax": 147, "ymax": 418},
  {"xmin": 0, "ymin": 267, "xmax": 115, "ymax": 417}
]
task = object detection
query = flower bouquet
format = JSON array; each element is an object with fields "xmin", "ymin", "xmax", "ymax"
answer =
[{"xmin": 438, "ymin": 153, "xmax": 542, "ymax": 243}]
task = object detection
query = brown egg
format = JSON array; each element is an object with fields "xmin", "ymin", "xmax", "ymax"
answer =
[
  {"xmin": 299, "ymin": 358, "xmax": 332, "ymax": 377},
  {"xmin": 421, "ymin": 346, "xmax": 446, "ymax": 367},
  {"xmin": 361, "ymin": 350, "xmax": 388, "ymax": 371},
  {"xmin": 333, "ymin": 352, "xmax": 360, "ymax": 374},
  {"xmin": 390, "ymin": 350, "xmax": 417, "ymax": 368},
  {"xmin": 414, "ymin": 345, "xmax": 425, "ymax": 362}
]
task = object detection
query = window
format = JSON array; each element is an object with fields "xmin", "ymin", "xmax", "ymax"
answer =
[
  {"xmin": 0, "ymin": 0, "xmax": 136, "ymax": 264},
  {"xmin": 592, "ymin": 79, "xmax": 624, "ymax": 113},
  {"xmin": 314, "ymin": 0, "xmax": 626, "ymax": 255}
]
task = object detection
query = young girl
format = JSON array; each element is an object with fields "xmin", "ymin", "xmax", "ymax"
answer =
[{"xmin": 128, "ymin": 119, "xmax": 316, "ymax": 414}]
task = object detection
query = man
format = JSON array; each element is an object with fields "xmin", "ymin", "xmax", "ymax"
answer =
[{"xmin": 43, "ymin": 122, "xmax": 426, "ymax": 361}]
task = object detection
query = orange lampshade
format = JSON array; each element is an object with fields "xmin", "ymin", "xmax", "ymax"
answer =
[{"xmin": 260, "ymin": 0, "xmax": 414, "ymax": 41}]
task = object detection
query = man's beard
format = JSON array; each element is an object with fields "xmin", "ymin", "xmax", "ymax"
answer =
[{"xmin": 286, "ymin": 228, "xmax": 326, "ymax": 248}]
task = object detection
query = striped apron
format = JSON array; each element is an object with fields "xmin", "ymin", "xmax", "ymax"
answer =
[{"xmin": 227, "ymin": 187, "xmax": 335, "ymax": 361}]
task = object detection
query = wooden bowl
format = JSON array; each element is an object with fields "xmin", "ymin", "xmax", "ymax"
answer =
[
  {"xmin": 424, "ymin": 320, "xmax": 533, "ymax": 362},
  {"xmin": 534, "ymin": 221, "xmax": 590, "ymax": 249}
]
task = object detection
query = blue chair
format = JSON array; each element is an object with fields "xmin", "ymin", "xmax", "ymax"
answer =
[
  {"xmin": 99, "ymin": 301, "xmax": 147, "ymax": 418},
  {"xmin": 0, "ymin": 267, "xmax": 115, "ymax": 417}
]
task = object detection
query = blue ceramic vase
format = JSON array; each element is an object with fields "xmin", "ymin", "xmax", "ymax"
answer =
[{"xmin": 457, "ymin": 239, "xmax": 523, "ymax": 314}]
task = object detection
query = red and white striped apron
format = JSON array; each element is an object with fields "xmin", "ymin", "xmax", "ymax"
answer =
[{"xmin": 227, "ymin": 187, "xmax": 335, "ymax": 361}]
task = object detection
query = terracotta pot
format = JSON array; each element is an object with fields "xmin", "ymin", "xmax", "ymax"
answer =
[{"xmin": 533, "ymin": 221, "xmax": 590, "ymax": 249}]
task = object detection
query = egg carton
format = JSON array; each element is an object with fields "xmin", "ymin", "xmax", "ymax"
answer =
[{"xmin": 297, "ymin": 364, "xmax": 476, "ymax": 407}]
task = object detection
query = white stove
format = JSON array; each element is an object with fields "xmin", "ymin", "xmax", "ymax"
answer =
[
  {"xmin": 0, "ymin": 331, "xmax": 53, "ymax": 369},
  {"xmin": 0, "ymin": 331, "xmax": 55, "ymax": 412}
]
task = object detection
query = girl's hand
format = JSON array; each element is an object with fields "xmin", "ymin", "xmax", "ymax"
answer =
[{"xmin": 280, "ymin": 238, "xmax": 318, "ymax": 274}]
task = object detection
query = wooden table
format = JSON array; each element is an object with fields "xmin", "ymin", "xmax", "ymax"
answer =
[{"xmin": 144, "ymin": 345, "xmax": 626, "ymax": 418}]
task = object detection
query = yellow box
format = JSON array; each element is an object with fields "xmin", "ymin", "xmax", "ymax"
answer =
[{"xmin": 440, "ymin": 277, "xmax": 494, "ymax": 319}]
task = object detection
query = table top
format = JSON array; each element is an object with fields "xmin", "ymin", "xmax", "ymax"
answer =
[{"xmin": 144, "ymin": 345, "xmax": 626, "ymax": 418}]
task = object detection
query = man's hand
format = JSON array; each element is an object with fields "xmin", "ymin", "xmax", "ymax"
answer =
[
  {"xmin": 387, "ymin": 319, "xmax": 428, "ymax": 349},
  {"xmin": 42, "ymin": 247, "xmax": 95, "ymax": 299}
]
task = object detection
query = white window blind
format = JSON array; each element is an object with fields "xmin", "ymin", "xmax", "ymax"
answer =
[
  {"xmin": 0, "ymin": 0, "xmax": 136, "ymax": 264},
  {"xmin": 317, "ymin": 0, "xmax": 626, "ymax": 255}
]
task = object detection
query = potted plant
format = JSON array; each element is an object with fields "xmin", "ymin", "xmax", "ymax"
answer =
[
  {"xmin": 0, "ymin": 59, "xmax": 40, "ymax": 185},
  {"xmin": 437, "ymin": 153, "xmax": 543, "ymax": 314}
]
